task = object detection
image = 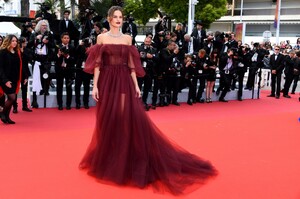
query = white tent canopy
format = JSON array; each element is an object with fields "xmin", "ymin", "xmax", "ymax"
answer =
[{"xmin": 0, "ymin": 22, "xmax": 21, "ymax": 37}]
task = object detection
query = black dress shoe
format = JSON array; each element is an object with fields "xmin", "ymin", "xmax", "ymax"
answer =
[
  {"xmin": 66, "ymin": 106, "xmax": 71, "ymax": 110},
  {"xmin": 187, "ymin": 100, "xmax": 193, "ymax": 105},
  {"xmin": 172, "ymin": 102, "xmax": 180, "ymax": 106},
  {"xmin": 151, "ymin": 105, "xmax": 156, "ymax": 110},
  {"xmin": 6, "ymin": 117, "xmax": 15, "ymax": 124},
  {"xmin": 267, "ymin": 94, "xmax": 275, "ymax": 97},
  {"xmin": 238, "ymin": 97, "xmax": 243, "ymax": 101},
  {"xmin": 84, "ymin": 104, "xmax": 89, "ymax": 109},
  {"xmin": 283, "ymin": 95, "xmax": 291, "ymax": 98},
  {"xmin": 22, "ymin": 107, "xmax": 32, "ymax": 112},
  {"xmin": 58, "ymin": 106, "xmax": 63, "ymax": 110},
  {"xmin": 13, "ymin": 108, "xmax": 18, "ymax": 114},
  {"xmin": 31, "ymin": 101, "xmax": 39, "ymax": 108},
  {"xmin": 76, "ymin": 104, "xmax": 80, "ymax": 109},
  {"xmin": 291, "ymin": 92, "xmax": 295, "ymax": 94},
  {"xmin": 219, "ymin": 98, "xmax": 228, "ymax": 102},
  {"xmin": 275, "ymin": 95, "xmax": 280, "ymax": 99}
]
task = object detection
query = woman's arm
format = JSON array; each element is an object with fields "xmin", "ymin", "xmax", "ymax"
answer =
[{"xmin": 92, "ymin": 67, "xmax": 100, "ymax": 101}]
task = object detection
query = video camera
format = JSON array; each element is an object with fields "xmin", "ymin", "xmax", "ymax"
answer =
[{"xmin": 59, "ymin": 45, "xmax": 69, "ymax": 55}]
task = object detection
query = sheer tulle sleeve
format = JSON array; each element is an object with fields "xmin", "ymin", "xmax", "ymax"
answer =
[
  {"xmin": 83, "ymin": 44, "xmax": 103, "ymax": 74},
  {"xmin": 128, "ymin": 46, "xmax": 145, "ymax": 77}
]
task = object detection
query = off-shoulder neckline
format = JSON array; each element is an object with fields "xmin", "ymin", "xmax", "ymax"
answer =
[{"xmin": 95, "ymin": 44, "xmax": 133, "ymax": 47}]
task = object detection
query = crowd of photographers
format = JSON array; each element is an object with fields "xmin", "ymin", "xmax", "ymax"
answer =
[{"xmin": 1, "ymin": 10, "xmax": 300, "ymax": 114}]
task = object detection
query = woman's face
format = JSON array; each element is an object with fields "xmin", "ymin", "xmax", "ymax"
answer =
[
  {"xmin": 10, "ymin": 37, "xmax": 18, "ymax": 49},
  {"xmin": 109, "ymin": 10, "xmax": 123, "ymax": 28}
]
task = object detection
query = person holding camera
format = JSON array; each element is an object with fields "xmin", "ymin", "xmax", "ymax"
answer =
[
  {"xmin": 28, "ymin": 19, "xmax": 55, "ymax": 108},
  {"xmin": 159, "ymin": 40, "xmax": 179, "ymax": 106},
  {"xmin": 282, "ymin": 50, "xmax": 296, "ymax": 98},
  {"xmin": 236, "ymin": 45, "xmax": 251, "ymax": 101},
  {"xmin": 55, "ymin": 32, "xmax": 76, "ymax": 110},
  {"xmin": 122, "ymin": 15, "xmax": 138, "ymax": 45},
  {"xmin": 245, "ymin": 42, "xmax": 268, "ymax": 90},
  {"xmin": 75, "ymin": 38, "xmax": 93, "ymax": 109},
  {"xmin": 138, "ymin": 37, "xmax": 159, "ymax": 110},
  {"xmin": 183, "ymin": 54, "xmax": 197, "ymax": 105},
  {"xmin": 193, "ymin": 49, "xmax": 210, "ymax": 103},
  {"xmin": 218, "ymin": 48, "xmax": 236, "ymax": 102}
]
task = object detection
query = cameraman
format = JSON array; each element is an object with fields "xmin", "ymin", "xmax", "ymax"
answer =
[
  {"xmin": 55, "ymin": 32, "xmax": 76, "ymax": 110},
  {"xmin": 122, "ymin": 16, "xmax": 137, "ymax": 45},
  {"xmin": 28, "ymin": 19, "xmax": 55, "ymax": 108},
  {"xmin": 245, "ymin": 42, "xmax": 268, "ymax": 90},
  {"xmin": 159, "ymin": 40, "xmax": 179, "ymax": 106},
  {"xmin": 218, "ymin": 48, "xmax": 236, "ymax": 102},
  {"xmin": 75, "ymin": 38, "xmax": 93, "ymax": 109},
  {"xmin": 138, "ymin": 37, "xmax": 159, "ymax": 110},
  {"xmin": 183, "ymin": 54, "xmax": 197, "ymax": 105},
  {"xmin": 193, "ymin": 49, "xmax": 210, "ymax": 103}
]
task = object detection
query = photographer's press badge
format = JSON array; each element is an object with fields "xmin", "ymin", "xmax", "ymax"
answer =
[{"xmin": 198, "ymin": 70, "xmax": 203, "ymax": 74}]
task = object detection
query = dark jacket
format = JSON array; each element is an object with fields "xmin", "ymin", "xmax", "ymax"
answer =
[{"xmin": 270, "ymin": 53, "xmax": 285, "ymax": 72}]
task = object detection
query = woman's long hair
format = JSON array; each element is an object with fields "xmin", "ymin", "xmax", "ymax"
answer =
[{"xmin": 0, "ymin": 34, "xmax": 20, "ymax": 52}]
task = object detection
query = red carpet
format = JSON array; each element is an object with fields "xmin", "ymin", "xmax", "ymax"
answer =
[{"xmin": 1, "ymin": 90, "xmax": 300, "ymax": 199}]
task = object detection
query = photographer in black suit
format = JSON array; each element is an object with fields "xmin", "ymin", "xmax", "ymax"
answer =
[
  {"xmin": 55, "ymin": 32, "xmax": 75, "ymax": 110},
  {"xmin": 28, "ymin": 19, "xmax": 55, "ymax": 108},
  {"xmin": 138, "ymin": 37, "xmax": 159, "ymax": 110},
  {"xmin": 122, "ymin": 15, "xmax": 138, "ymax": 45},
  {"xmin": 158, "ymin": 40, "xmax": 179, "ymax": 106},
  {"xmin": 268, "ymin": 46, "xmax": 285, "ymax": 99},
  {"xmin": 218, "ymin": 48, "xmax": 236, "ymax": 102},
  {"xmin": 282, "ymin": 51, "xmax": 296, "ymax": 98},
  {"xmin": 75, "ymin": 38, "xmax": 93, "ymax": 109}
]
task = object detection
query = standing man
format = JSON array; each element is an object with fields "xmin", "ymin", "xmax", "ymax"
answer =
[
  {"xmin": 55, "ymin": 33, "xmax": 75, "ymax": 110},
  {"xmin": 59, "ymin": 10, "xmax": 79, "ymax": 46},
  {"xmin": 268, "ymin": 46, "xmax": 285, "ymax": 99},
  {"xmin": 191, "ymin": 20, "xmax": 206, "ymax": 53},
  {"xmin": 282, "ymin": 51, "xmax": 296, "ymax": 98}
]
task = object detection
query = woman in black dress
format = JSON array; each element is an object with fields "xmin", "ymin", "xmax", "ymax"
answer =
[
  {"xmin": 0, "ymin": 35, "xmax": 22, "ymax": 124},
  {"xmin": 205, "ymin": 50, "xmax": 218, "ymax": 103}
]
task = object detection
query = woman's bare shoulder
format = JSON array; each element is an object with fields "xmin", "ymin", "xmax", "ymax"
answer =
[
  {"xmin": 96, "ymin": 34, "xmax": 106, "ymax": 44},
  {"xmin": 123, "ymin": 34, "xmax": 133, "ymax": 45}
]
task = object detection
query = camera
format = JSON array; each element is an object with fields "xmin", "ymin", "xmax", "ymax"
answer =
[
  {"xmin": 170, "ymin": 57, "xmax": 182, "ymax": 77},
  {"xmin": 82, "ymin": 38, "xmax": 92, "ymax": 48},
  {"xmin": 59, "ymin": 46, "xmax": 69, "ymax": 55},
  {"xmin": 40, "ymin": 3, "xmax": 50, "ymax": 12}
]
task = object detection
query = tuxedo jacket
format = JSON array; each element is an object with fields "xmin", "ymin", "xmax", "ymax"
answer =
[
  {"xmin": 59, "ymin": 19, "xmax": 79, "ymax": 40},
  {"xmin": 55, "ymin": 44, "xmax": 76, "ymax": 73},
  {"xmin": 270, "ymin": 53, "xmax": 285, "ymax": 72},
  {"xmin": 191, "ymin": 28, "xmax": 206, "ymax": 53}
]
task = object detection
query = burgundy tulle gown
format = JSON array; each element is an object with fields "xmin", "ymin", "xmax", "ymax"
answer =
[{"xmin": 79, "ymin": 44, "xmax": 217, "ymax": 195}]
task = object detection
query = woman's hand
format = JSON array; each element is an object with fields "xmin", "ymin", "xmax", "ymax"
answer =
[
  {"xmin": 92, "ymin": 87, "xmax": 99, "ymax": 102},
  {"xmin": 5, "ymin": 81, "xmax": 12, "ymax": 88},
  {"xmin": 135, "ymin": 86, "xmax": 141, "ymax": 98}
]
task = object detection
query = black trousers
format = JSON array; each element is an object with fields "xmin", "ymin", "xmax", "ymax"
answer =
[
  {"xmin": 56, "ymin": 69, "xmax": 73, "ymax": 107},
  {"xmin": 220, "ymin": 73, "xmax": 233, "ymax": 100},
  {"xmin": 246, "ymin": 65, "xmax": 258, "ymax": 89},
  {"xmin": 138, "ymin": 73, "xmax": 154, "ymax": 105},
  {"xmin": 186, "ymin": 77, "xmax": 196, "ymax": 101},
  {"xmin": 166, "ymin": 75, "xmax": 180, "ymax": 103},
  {"xmin": 75, "ymin": 70, "xmax": 92, "ymax": 106},
  {"xmin": 237, "ymin": 70, "xmax": 245, "ymax": 99},
  {"xmin": 270, "ymin": 72, "xmax": 282, "ymax": 96},
  {"xmin": 291, "ymin": 74, "xmax": 299, "ymax": 93},
  {"xmin": 13, "ymin": 80, "xmax": 29, "ymax": 108},
  {"xmin": 192, "ymin": 76, "xmax": 206, "ymax": 100},
  {"xmin": 283, "ymin": 73, "xmax": 294, "ymax": 95}
]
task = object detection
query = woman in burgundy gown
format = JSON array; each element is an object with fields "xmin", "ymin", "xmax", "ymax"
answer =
[{"xmin": 79, "ymin": 6, "xmax": 217, "ymax": 195}]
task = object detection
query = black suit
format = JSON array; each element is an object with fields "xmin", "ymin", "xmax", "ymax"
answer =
[
  {"xmin": 270, "ymin": 53, "xmax": 285, "ymax": 97},
  {"xmin": 59, "ymin": 19, "xmax": 79, "ymax": 45},
  {"xmin": 191, "ymin": 28, "xmax": 206, "ymax": 53},
  {"xmin": 283, "ymin": 55, "xmax": 295, "ymax": 95},
  {"xmin": 55, "ymin": 44, "xmax": 75, "ymax": 108}
]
